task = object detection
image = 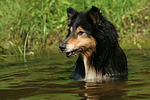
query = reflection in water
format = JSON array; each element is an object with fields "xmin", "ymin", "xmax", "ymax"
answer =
[
  {"xmin": 0, "ymin": 49, "xmax": 150, "ymax": 99},
  {"xmin": 77, "ymin": 80, "xmax": 127, "ymax": 100}
]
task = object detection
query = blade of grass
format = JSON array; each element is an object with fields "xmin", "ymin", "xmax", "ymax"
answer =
[{"xmin": 24, "ymin": 32, "xmax": 29, "ymax": 62}]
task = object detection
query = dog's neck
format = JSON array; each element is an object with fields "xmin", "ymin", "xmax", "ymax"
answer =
[{"xmin": 81, "ymin": 50, "xmax": 102, "ymax": 81}]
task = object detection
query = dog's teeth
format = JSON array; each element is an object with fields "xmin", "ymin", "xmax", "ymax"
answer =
[
  {"xmin": 66, "ymin": 48, "xmax": 83, "ymax": 58},
  {"xmin": 70, "ymin": 53, "xmax": 72, "ymax": 55},
  {"xmin": 73, "ymin": 52, "xmax": 75, "ymax": 55}
]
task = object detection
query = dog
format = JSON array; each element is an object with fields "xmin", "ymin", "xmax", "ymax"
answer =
[{"xmin": 59, "ymin": 6, "xmax": 128, "ymax": 81}]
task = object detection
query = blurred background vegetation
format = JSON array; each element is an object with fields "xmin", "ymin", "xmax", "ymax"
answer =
[{"xmin": 0, "ymin": 0, "xmax": 149, "ymax": 59}]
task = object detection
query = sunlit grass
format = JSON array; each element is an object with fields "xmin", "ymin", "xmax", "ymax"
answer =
[{"xmin": 0, "ymin": 0, "xmax": 149, "ymax": 56}]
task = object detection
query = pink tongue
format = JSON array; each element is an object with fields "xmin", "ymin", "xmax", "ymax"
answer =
[{"xmin": 77, "ymin": 49, "xmax": 80, "ymax": 52}]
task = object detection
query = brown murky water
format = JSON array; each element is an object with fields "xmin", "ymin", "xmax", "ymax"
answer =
[{"xmin": 0, "ymin": 49, "xmax": 150, "ymax": 100}]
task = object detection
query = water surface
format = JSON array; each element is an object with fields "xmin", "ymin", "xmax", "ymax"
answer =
[{"xmin": 0, "ymin": 49, "xmax": 150, "ymax": 100}]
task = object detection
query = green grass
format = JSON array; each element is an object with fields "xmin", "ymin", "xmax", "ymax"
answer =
[{"xmin": 0, "ymin": 0, "xmax": 149, "ymax": 56}]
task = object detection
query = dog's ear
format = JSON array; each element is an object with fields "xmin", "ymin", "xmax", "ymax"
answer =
[
  {"xmin": 89, "ymin": 6, "xmax": 101, "ymax": 25},
  {"xmin": 67, "ymin": 7, "xmax": 78, "ymax": 24}
]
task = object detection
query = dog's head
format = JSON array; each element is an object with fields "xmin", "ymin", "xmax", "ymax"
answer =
[{"xmin": 59, "ymin": 6, "xmax": 101, "ymax": 58}]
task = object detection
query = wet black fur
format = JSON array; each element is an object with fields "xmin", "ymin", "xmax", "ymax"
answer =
[{"xmin": 65, "ymin": 6, "xmax": 128, "ymax": 80}]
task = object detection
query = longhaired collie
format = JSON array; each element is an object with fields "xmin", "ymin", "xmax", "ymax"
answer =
[{"xmin": 59, "ymin": 6, "xmax": 128, "ymax": 81}]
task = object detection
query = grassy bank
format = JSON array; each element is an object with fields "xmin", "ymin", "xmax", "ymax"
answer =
[{"xmin": 0, "ymin": 0, "xmax": 149, "ymax": 57}]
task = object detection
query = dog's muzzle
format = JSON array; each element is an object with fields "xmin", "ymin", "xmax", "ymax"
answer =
[{"xmin": 59, "ymin": 43, "xmax": 66, "ymax": 52}]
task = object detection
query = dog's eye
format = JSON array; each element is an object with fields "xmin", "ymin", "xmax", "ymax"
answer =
[{"xmin": 78, "ymin": 31, "xmax": 84, "ymax": 35}]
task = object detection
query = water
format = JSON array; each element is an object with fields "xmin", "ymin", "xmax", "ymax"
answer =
[{"xmin": 0, "ymin": 49, "xmax": 150, "ymax": 100}]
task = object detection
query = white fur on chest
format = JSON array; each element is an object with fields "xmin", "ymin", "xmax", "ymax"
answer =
[{"xmin": 82, "ymin": 55, "xmax": 103, "ymax": 81}]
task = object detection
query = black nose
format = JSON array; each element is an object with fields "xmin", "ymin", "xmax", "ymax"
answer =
[{"xmin": 59, "ymin": 44, "xmax": 66, "ymax": 52}]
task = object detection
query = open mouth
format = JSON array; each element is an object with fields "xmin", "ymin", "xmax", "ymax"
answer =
[{"xmin": 66, "ymin": 47, "xmax": 84, "ymax": 58}]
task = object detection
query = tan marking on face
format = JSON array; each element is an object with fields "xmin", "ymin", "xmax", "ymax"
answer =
[
  {"xmin": 66, "ymin": 26, "xmax": 96, "ymax": 51},
  {"xmin": 70, "ymin": 26, "xmax": 73, "ymax": 32}
]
